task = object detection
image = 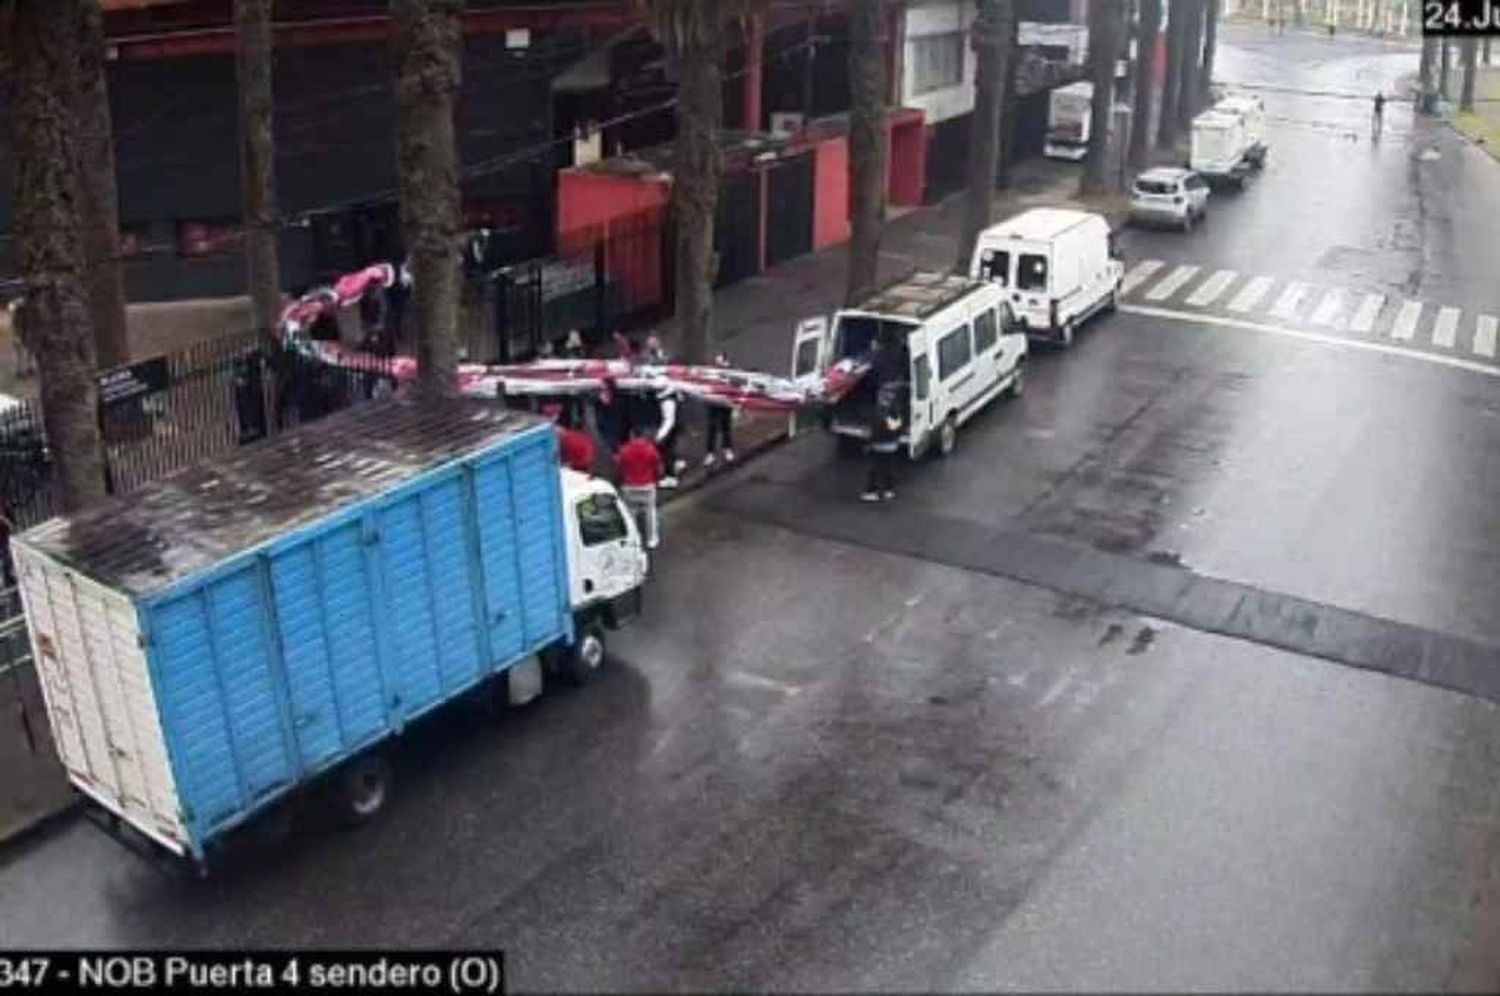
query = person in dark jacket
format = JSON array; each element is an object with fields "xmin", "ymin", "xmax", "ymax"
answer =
[{"xmin": 863, "ymin": 385, "xmax": 904, "ymax": 502}]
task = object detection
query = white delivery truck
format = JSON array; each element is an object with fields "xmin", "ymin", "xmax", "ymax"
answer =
[
  {"xmin": 1190, "ymin": 109, "xmax": 1253, "ymax": 189},
  {"xmin": 1044, "ymin": 82, "xmax": 1093, "ymax": 161},
  {"xmin": 968, "ymin": 208, "xmax": 1123, "ymax": 348},
  {"xmin": 792, "ymin": 272, "xmax": 1027, "ymax": 460},
  {"xmin": 1213, "ymin": 94, "xmax": 1268, "ymax": 169}
]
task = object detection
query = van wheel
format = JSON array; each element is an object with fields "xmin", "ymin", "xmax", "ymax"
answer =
[
  {"xmin": 1059, "ymin": 319, "xmax": 1076, "ymax": 348},
  {"xmin": 331, "ymin": 754, "xmax": 392, "ymax": 826},
  {"xmin": 1007, "ymin": 364, "xmax": 1025, "ymax": 399},
  {"xmin": 562, "ymin": 623, "xmax": 608, "ymax": 686},
  {"xmin": 1181, "ymin": 211, "xmax": 1193, "ymax": 232},
  {"xmin": 937, "ymin": 415, "xmax": 958, "ymax": 457},
  {"xmin": 1106, "ymin": 286, "xmax": 1120, "ymax": 312}
]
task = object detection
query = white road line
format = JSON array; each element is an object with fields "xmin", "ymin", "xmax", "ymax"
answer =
[
  {"xmin": 1348, "ymin": 292, "xmax": 1386, "ymax": 333},
  {"xmin": 1120, "ymin": 303, "xmax": 1500, "ymax": 380},
  {"xmin": 1122, "ymin": 259, "xmax": 1166, "ymax": 295},
  {"xmin": 1269, "ymin": 281, "xmax": 1311, "ymax": 320},
  {"xmin": 1432, "ymin": 306, "xmax": 1461, "ymax": 349},
  {"xmin": 1186, "ymin": 269, "xmax": 1239, "ymax": 307},
  {"xmin": 1391, "ymin": 300, "xmax": 1422, "ymax": 341},
  {"xmin": 1309, "ymin": 289, "xmax": 1345, "ymax": 327},
  {"xmin": 1227, "ymin": 275, "xmax": 1274, "ymax": 313},
  {"xmin": 1144, "ymin": 264, "xmax": 1201, "ymax": 302},
  {"xmin": 1475, "ymin": 315, "xmax": 1498, "ymax": 358}
]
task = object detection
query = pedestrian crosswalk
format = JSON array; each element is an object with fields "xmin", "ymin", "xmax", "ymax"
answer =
[{"xmin": 1120, "ymin": 258, "xmax": 1500, "ymax": 363}]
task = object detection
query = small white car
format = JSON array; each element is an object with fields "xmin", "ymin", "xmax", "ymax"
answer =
[{"xmin": 1129, "ymin": 168, "xmax": 1210, "ymax": 231}]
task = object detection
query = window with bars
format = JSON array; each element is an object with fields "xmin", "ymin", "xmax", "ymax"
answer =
[{"xmin": 910, "ymin": 31, "xmax": 965, "ymax": 95}]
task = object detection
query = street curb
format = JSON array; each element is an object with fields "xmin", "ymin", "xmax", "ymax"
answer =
[
  {"xmin": 0, "ymin": 798, "xmax": 82, "ymax": 859},
  {"xmin": 658, "ymin": 417, "xmax": 791, "ymax": 508}
]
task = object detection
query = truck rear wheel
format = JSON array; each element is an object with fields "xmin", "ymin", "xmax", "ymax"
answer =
[
  {"xmin": 331, "ymin": 754, "xmax": 392, "ymax": 826},
  {"xmin": 561, "ymin": 622, "xmax": 608, "ymax": 686}
]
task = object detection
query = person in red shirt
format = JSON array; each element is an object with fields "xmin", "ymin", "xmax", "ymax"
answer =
[
  {"xmin": 615, "ymin": 425, "xmax": 662, "ymax": 549},
  {"xmin": 556, "ymin": 423, "xmax": 595, "ymax": 475}
]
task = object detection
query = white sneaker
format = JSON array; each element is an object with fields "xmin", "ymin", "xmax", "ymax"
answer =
[
  {"xmin": 673, "ymin": 459, "xmax": 687, "ymax": 475},
  {"xmin": 861, "ymin": 491, "xmax": 880, "ymax": 502},
  {"xmin": 724, "ymin": 449, "xmax": 735, "ymax": 463},
  {"xmin": 703, "ymin": 453, "xmax": 716, "ymax": 468},
  {"xmin": 660, "ymin": 476, "xmax": 679, "ymax": 489}
]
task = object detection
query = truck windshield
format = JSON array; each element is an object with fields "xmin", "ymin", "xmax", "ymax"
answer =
[{"xmin": 1017, "ymin": 254, "xmax": 1048, "ymax": 291}]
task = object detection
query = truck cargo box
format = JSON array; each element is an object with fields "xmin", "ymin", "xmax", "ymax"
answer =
[{"xmin": 11, "ymin": 399, "xmax": 571, "ymax": 859}]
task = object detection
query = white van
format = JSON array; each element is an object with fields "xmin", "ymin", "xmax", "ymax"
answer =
[
  {"xmin": 1044, "ymin": 82, "xmax": 1093, "ymax": 161},
  {"xmin": 968, "ymin": 208, "xmax": 1123, "ymax": 347},
  {"xmin": 1190, "ymin": 109, "xmax": 1252, "ymax": 188},
  {"xmin": 1213, "ymin": 94, "xmax": 1267, "ymax": 168},
  {"xmin": 792, "ymin": 272, "xmax": 1027, "ymax": 460}
]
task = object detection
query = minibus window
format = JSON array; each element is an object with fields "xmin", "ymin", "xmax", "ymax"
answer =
[
  {"xmin": 981, "ymin": 249, "xmax": 1010, "ymax": 285},
  {"xmin": 1017, "ymin": 254, "xmax": 1048, "ymax": 291}
]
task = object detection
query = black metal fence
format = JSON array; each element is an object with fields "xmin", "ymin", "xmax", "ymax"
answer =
[{"xmin": 1, "ymin": 335, "xmax": 396, "ymax": 529}]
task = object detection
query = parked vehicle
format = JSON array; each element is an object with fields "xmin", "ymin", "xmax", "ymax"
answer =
[
  {"xmin": 792, "ymin": 273, "xmax": 1027, "ymax": 460},
  {"xmin": 1190, "ymin": 109, "xmax": 1254, "ymax": 189},
  {"xmin": 1213, "ymin": 93, "xmax": 1268, "ymax": 168},
  {"xmin": 1129, "ymin": 167, "xmax": 1211, "ymax": 230},
  {"xmin": 10, "ymin": 398, "xmax": 648, "ymax": 869},
  {"xmin": 1044, "ymin": 81, "xmax": 1094, "ymax": 161},
  {"xmin": 967, "ymin": 208, "xmax": 1124, "ymax": 348}
]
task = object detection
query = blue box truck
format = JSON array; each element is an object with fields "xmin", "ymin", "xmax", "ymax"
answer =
[{"xmin": 10, "ymin": 399, "xmax": 649, "ymax": 868}]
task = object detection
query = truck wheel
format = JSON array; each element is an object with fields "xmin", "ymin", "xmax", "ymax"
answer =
[
  {"xmin": 936, "ymin": 415, "xmax": 958, "ymax": 457},
  {"xmin": 1107, "ymin": 286, "xmax": 1121, "ymax": 312},
  {"xmin": 1059, "ymin": 319, "xmax": 1076, "ymax": 348},
  {"xmin": 562, "ymin": 622, "xmax": 608, "ymax": 686},
  {"xmin": 331, "ymin": 754, "xmax": 392, "ymax": 826},
  {"xmin": 1181, "ymin": 211, "xmax": 1193, "ymax": 233}
]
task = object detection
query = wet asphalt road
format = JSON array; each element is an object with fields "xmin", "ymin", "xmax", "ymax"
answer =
[{"xmin": 5, "ymin": 24, "xmax": 1500, "ymax": 992}]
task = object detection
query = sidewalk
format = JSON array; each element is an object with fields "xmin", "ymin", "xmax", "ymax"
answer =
[{"xmin": 1451, "ymin": 65, "xmax": 1500, "ymax": 160}]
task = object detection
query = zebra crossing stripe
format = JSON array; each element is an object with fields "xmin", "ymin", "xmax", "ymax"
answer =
[
  {"xmin": 1122, "ymin": 259, "xmax": 1166, "ymax": 295},
  {"xmin": 1348, "ymin": 293, "xmax": 1385, "ymax": 333},
  {"xmin": 1475, "ymin": 315, "xmax": 1498, "ymax": 358},
  {"xmin": 1227, "ymin": 275, "xmax": 1274, "ymax": 313},
  {"xmin": 1391, "ymin": 300, "xmax": 1422, "ymax": 341},
  {"xmin": 1432, "ymin": 306, "xmax": 1460, "ymax": 349},
  {"xmin": 1270, "ymin": 282, "xmax": 1310, "ymax": 320},
  {"xmin": 1186, "ymin": 269, "xmax": 1239, "ymax": 307},
  {"xmin": 1310, "ymin": 289, "xmax": 1345, "ymax": 327},
  {"xmin": 1144, "ymin": 264, "xmax": 1201, "ymax": 302}
]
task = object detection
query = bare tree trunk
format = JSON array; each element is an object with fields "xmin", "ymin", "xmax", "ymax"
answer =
[
  {"xmin": 957, "ymin": 0, "xmax": 1013, "ymax": 270},
  {"xmin": 1130, "ymin": 0, "xmax": 1162, "ymax": 168},
  {"xmin": 4, "ymin": 0, "xmax": 108, "ymax": 510},
  {"xmin": 1081, "ymin": 0, "xmax": 1122, "ymax": 194},
  {"xmin": 996, "ymin": 12, "xmax": 1021, "ymax": 188},
  {"xmin": 1419, "ymin": 35, "xmax": 1435, "ymax": 107},
  {"xmin": 1484, "ymin": 37, "xmax": 1491, "ymax": 65},
  {"xmin": 1157, "ymin": 0, "xmax": 1184, "ymax": 148},
  {"xmin": 669, "ymin": 35, "xmax": 724, "ymax": 364},
  {"xmin": 1174, "ymin": 0, "xmax": 1204, "ymax": 132},
  {"xmin": 1200, "ymin": 0, "xmax": 1220, "ymax": 101},
  {"xmin": 71, "ymin": 0, "xmax": 129, "ymax": 370},
  {"xmin": 1440, "ymin": 38, "xmax": 1451, "ymax": 100},
  {"xmin": 235, "ymin": 0, "xmax": 282, "ymax": 358},
  {"xmin": 846, "ymin": 0, "xmax": 888, "ymax": 306},
  {"xmin": 392, "ymin": 0, "xmax": 462, "ymax": 399},
  {"xmin": 1460, "ymin": 36, "xmax": 1478, "ymax": 111}
]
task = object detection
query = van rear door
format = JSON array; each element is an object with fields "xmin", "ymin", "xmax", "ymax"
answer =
[{"xmin": 791, "ymin": 316, "xmax": 829, "ymax": 389}]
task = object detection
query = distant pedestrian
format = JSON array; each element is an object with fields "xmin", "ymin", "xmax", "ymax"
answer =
[
  {"xmin": 654, "ymin": 380, "xmax": 684, "ymax": 488},
  {"xmin": 1372, "ymin": 91, "xmax": 1386, "ymax": 138},
  {"xmin": 613, "ymin": 330, "xmax": 641, "ymax": 363},
  {"xmin": 862, "ymin": 386, "xmax": 904, "ymax": 503},
  {"xmin": 562, "ymin": 329, "xmax": 586, "ymax": 359},
  {"xmin": 594, "ymin": 376, "xmax": 627, "ymax": 453},
  {"xmin": 703, "ymin": 353, "xmax": 736, "ymax": 469},
  {"xmin": 616, "ymin": 425, "xmax": 663, "ymax": 549},
  {"xmin": 545, "ymin": 402, "xmax": 595, "ymax": 475}
]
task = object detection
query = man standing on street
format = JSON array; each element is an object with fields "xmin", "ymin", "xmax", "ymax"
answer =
[
  {"xmin": 863, "ymin": 385, "xmax": 904, "ymax": 502},
  {"xmin": 655, "ymin": 380, "xmax": 685, "ymax": 488},
  {"xmin": 616, "ymin": 425, "xmax": 663, "ymax": 549},
  {"xmin": 704, "ymin": 352, "xmax": 736, "ymax": 469}
]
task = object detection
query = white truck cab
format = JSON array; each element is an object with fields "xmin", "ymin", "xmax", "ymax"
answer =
[
  {"xmin": 1044, "ymin": 81, "xmax": 1093, "ymax": 161},
  {"xmin": 968, "ymin": 208, "xmax": 1123, "ymax": 347},
  {"xmin": 560, "ymin": 468, "xmax": 649, "ymax": 619},
  {"xmin": 792, "ymin": 273, "xmax": 1027, "ymax": 460}
]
